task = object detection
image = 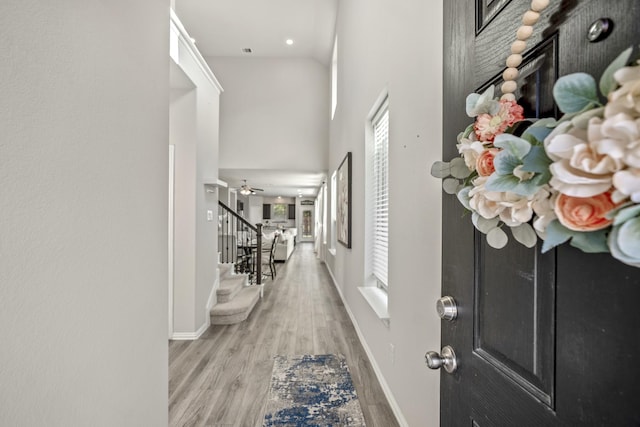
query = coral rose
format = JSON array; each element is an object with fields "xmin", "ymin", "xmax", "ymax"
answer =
[
  {"xmin": 554, "ymin": 191, "xmax": 619, "ymax": 232},
  {"xmin": 476, "ymin": 148, "xmax": 499, "ymax": 176}
]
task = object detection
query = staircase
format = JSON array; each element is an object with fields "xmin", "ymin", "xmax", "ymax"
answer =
[{"xmin": 211, "ymin": 263, "xmax": 261, "ymax": 325}]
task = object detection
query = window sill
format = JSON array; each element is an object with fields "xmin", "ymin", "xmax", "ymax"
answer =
[
  {"xmin": 328, "ymin": 248, "xmax": 336, "ymax": 256},
  {"xmin": 358, "ymin": 286, "xmax": 390, "ymax": 327}
]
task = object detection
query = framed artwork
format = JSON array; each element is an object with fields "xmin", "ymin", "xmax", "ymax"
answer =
[{"xmin": 337, "ymin": 152, "xmax": 352, "ymax": 248}]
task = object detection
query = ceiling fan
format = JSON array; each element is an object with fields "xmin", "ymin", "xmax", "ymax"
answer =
[{"xmin": 239, "ymin": 179, "xmax": 263, "ymax": 195}]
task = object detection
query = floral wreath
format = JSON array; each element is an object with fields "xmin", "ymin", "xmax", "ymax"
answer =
[{"xmin": 432, "ymin": 0, "xmax": 640, "ymax": 268}]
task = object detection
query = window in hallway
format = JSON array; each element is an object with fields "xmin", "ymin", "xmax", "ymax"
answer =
[
  {"xmin": 331, "ymin": 35, "xmax": 338, "ymax": 120},
  {"xmin": 368, "ymin": 95, "xmax": 389, "ymax": 290}
]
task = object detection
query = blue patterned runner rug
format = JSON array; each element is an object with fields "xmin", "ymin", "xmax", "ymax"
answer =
[{"xmin": 263, "ymin": 354, "xmax": 366, "ymax": 426}]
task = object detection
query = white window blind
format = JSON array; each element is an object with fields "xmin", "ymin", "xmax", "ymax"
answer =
[{"xmin": 372, "ymin": 100, "xmax": 389, "ymax": 288}]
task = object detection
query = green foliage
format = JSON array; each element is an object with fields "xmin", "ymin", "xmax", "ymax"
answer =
[
  {"xmin": 511, "ymin": 223, "xmax": 537, "ymax": 248},
  {"xmin": 430, "ymin": 161, "xmax": 451, "ymax": 179},
  {"xmin": 599, "ymin": 46, "xmax": 633, "ymax": 96},
  {"xmin": 553, "ymin": 73, "xmax": 600, "ymax": 113},
  {"xmin": 486, "ymin": 227, "xmax": 508, "ymax": 249},
  {"xmin": 494, "ymin": 134, "xmax": 531, "ymax": 159},
  {"xmin": 485, "ymin": 173, "xmax": 543, "ymax": 196},
  {"xmin": 570, "ymin": 229, "xmax": 609, "ymax": 253},
  {"xmin": 450, "ymin": 157, "xmax": 472, "ymax": 179}
]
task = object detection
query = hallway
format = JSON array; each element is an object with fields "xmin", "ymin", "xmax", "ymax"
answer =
[{"xmin": 169, "ymin": 243, "xmax": 400, "ymax": 426}]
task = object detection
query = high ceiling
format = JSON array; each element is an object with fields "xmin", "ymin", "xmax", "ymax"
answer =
[
  {"xmin": 175, "ymin": 0, "xmax": 338, "ymax": 65},
  {"xmin": 175, "ymin": 0, "xmax": 337, "ymax": 198}
]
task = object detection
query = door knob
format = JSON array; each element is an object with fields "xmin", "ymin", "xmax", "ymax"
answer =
[
  {"xmin": 436, "ymin": 296, "xmax": 458, "ymax": 321},
  {"xmin": 425, "ymin": 345, "xmax": 458, "ymax": 373}
]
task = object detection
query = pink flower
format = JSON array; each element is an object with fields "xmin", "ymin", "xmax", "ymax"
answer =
[
  {"xmin": 554, "ymin": 191, "xmax": 619, "ymax": 232},
  {"xmin": 474, "ymin": 100, "xmax": 524, "ymax": 142},
  {"xmin": 476, "ymin": 148, "xmax": 499, "ymax": 176}
]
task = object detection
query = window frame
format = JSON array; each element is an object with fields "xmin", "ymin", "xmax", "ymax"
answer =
[{"xmin": 366, "ymin": 94, "xmax": 389, "ymax": 291}]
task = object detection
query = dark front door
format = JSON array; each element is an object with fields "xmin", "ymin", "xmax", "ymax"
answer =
[{"xmin": 441, "ymin": 1, "xmax": 640, "ymax": 425}]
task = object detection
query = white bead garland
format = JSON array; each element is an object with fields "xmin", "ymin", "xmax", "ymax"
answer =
[{"xmin": 500, "ymin": 0, "xmax": 551, "ymax": 101}]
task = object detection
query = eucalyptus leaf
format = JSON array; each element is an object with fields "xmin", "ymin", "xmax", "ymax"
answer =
[
  {"xmin": 466, "ymin": 86, "xmax": 495, "ymax": 117},
  {"xmin": 485, "ymin": 174, "xmax": 542, "ymax": 196},
  {"xmin": 615, "ymin": 217, "xmax": 640, "ymax": 258},
  {"xmin": 471, "ymin": 212, "xmax": 480, "ymax": 229},
  {"xmin": 430, "ymin": 161, "xmax": 451, "ymax": 178},
  {"xmin": 476, "ymin": 216, "xmax": 500, "ymax": 234},
  {"xmin": 450, "ymin": 157, "xmax": 472, "ymax": 179},
  {"xmin": 599, "ymin": 46, "xmax": 633, "ymax": 96},
  {"xmin": 493, "ymin": 152, "xmax": 520, "ymax": 175},
  {"xmin": 485, "ymin": 174, "xmax": 519, "ymax": 192},
  {"xmin": 541, "ymin": 220, "xmax": 573, "ymax": 253},
  {"xmin": 609, "ymin": 223, "xmax": 640, "ymax": 267},
  {"xmin": 443, "ymin": 178, "xmax": 460, "ymax": 195},
  {"xmin": 486, "ymin": 227, "xmax": 508, "ymax": 249},
  {"xmin": 529, "ymin": 117, "xmax": 558, "ymax": 128},
  {"xmin": 521, "ymin": 146, "xmax": 552, "ymax": 174},
  {"xmin": 457, "ymin": 186, "xmax": 473, "ymax": 210},
  {"xmin": 484, "ymin": 173, "xmax": 520, "ymax": 191},
  {"xmin": 494, "ymin": 134, "xmax": 532, "ymax": 159},
  {"xmin": 521, "ymin": 124, "xmax": 553, "ymax": 143},
  {"xmin": 612, "ymin": 204, "xmax": 640, "ymax": 225},
  {"xmin": 553, "ymin": 72, "xmax": 599, "ymax": 113},
  {"xmin": 570, "ymin": 229, "xmax": 610, "ymax": 253},
  {"xmin": 511, "ymin": 223, "xmax": 537, "ymax": 248}
]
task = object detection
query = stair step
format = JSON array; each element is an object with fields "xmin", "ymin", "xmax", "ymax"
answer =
[
  {"xmin": 217, "ymin": 274, "xmax": 248, "ymax": 303},
  {"xmin": 210, "ymin": 286, "xmax": 261, "ymax": 325},
  {"xmin": 219, "ymin": 263, "xmax": 234, "ymax": 279}
]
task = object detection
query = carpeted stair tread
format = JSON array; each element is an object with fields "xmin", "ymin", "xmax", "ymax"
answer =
[
  {"xmin": 210, "ymin": 286, "xmax": 261, "ymax": 325},
  {"xmin": 217, "ymin": 274, "xmax": 247, "ymax": 303},
  {"xmin": 218, "ymin": 263, "xmax": 234, "ymax": 279}
]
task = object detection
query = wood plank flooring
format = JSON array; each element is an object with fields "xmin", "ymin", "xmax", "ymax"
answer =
[{"xmin": 169, "ymin": 243, "xmax": 400, "ymax": 427}]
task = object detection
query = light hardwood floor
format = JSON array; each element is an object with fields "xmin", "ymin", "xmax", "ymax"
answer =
[{"xmin": 169, "ymin": 242, "xmax": 401, "ymax": 427}]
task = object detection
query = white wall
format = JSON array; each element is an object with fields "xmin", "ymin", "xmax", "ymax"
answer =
[
  {"xmin": 170, "ymin": 13, "xmax": 222, "ymax": 336},
  {"xmin": 0, "ymin": 2, "xmax": 168, "ymax": 426},
  {"xmin": 208, "ymin": 57, "xmax": 329, "ymax": 171},
  {"xmin": 325, "ymin": 0, "xmax": 443, "ymax": 425},
  {"xmin": 246, "ymin": 194, "xmax": 264, "ymax": 225}
]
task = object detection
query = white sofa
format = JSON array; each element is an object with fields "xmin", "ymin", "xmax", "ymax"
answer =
[{"xmin": 274, "ymin": 228, "xmax": 297, "ymax": 261}]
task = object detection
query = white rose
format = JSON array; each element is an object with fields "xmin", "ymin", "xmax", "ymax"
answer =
[
  {"xmin": 468, "ymin": 176, "xmax": 534, "ymax": 226},
  {"xmin": 613, "ymin": 168, "xmax": 640, "ymax": 203},
  {"xmin": 606, "ymin": 64, "xmax": 640, "ymax": 117},
  {"xmin": 456, "ymin": 133, "xmax": 485, "ymax": 171},
  {"xmin": 593, "ymin": 113, "xmax": 640, "ymax": 169},
  {"xmin": 531, "ymin": 185, "xmax": 558, "ymax": 237},
  {"xmin": 469, "ymin": 177, "xmax": 503, "ymax": 219},
  {"xmin": 546, "ymin": 117, "xmax": 623, "ymax": 197}
]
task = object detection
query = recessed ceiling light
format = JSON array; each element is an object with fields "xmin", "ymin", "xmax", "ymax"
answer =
[
  {"xmin": 242, "ymin": 48, "xmax": 253, "ymax": 53},
  {"xmin": 286, "ymin": 39, "xmax": 294, "ymax": 46}
]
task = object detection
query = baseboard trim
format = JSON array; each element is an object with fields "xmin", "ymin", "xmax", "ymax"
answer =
[
  {"xmin": 171, "ymin": 320, "xmax": 209, "ymax": 341},
  {"xmin": 171, "ymin": 276, "xmax": 218, "ymax": 341},
  {"xmin": 324, "ymin": 264, "xmax": 409, "ymax": 427}
]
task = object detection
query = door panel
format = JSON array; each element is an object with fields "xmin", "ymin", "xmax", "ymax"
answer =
[
  {"xmin": 442, "ymin": 0, "xmax": 640, "ymax": 425},
  {"xmin": 475, "ymin": 238, "xmax": 556, "ymax": 407}
]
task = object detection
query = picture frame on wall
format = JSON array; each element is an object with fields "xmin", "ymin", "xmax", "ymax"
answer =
[{"xmin": 337, "ymin": 152, "xmax": 352, "ymax": 248}]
